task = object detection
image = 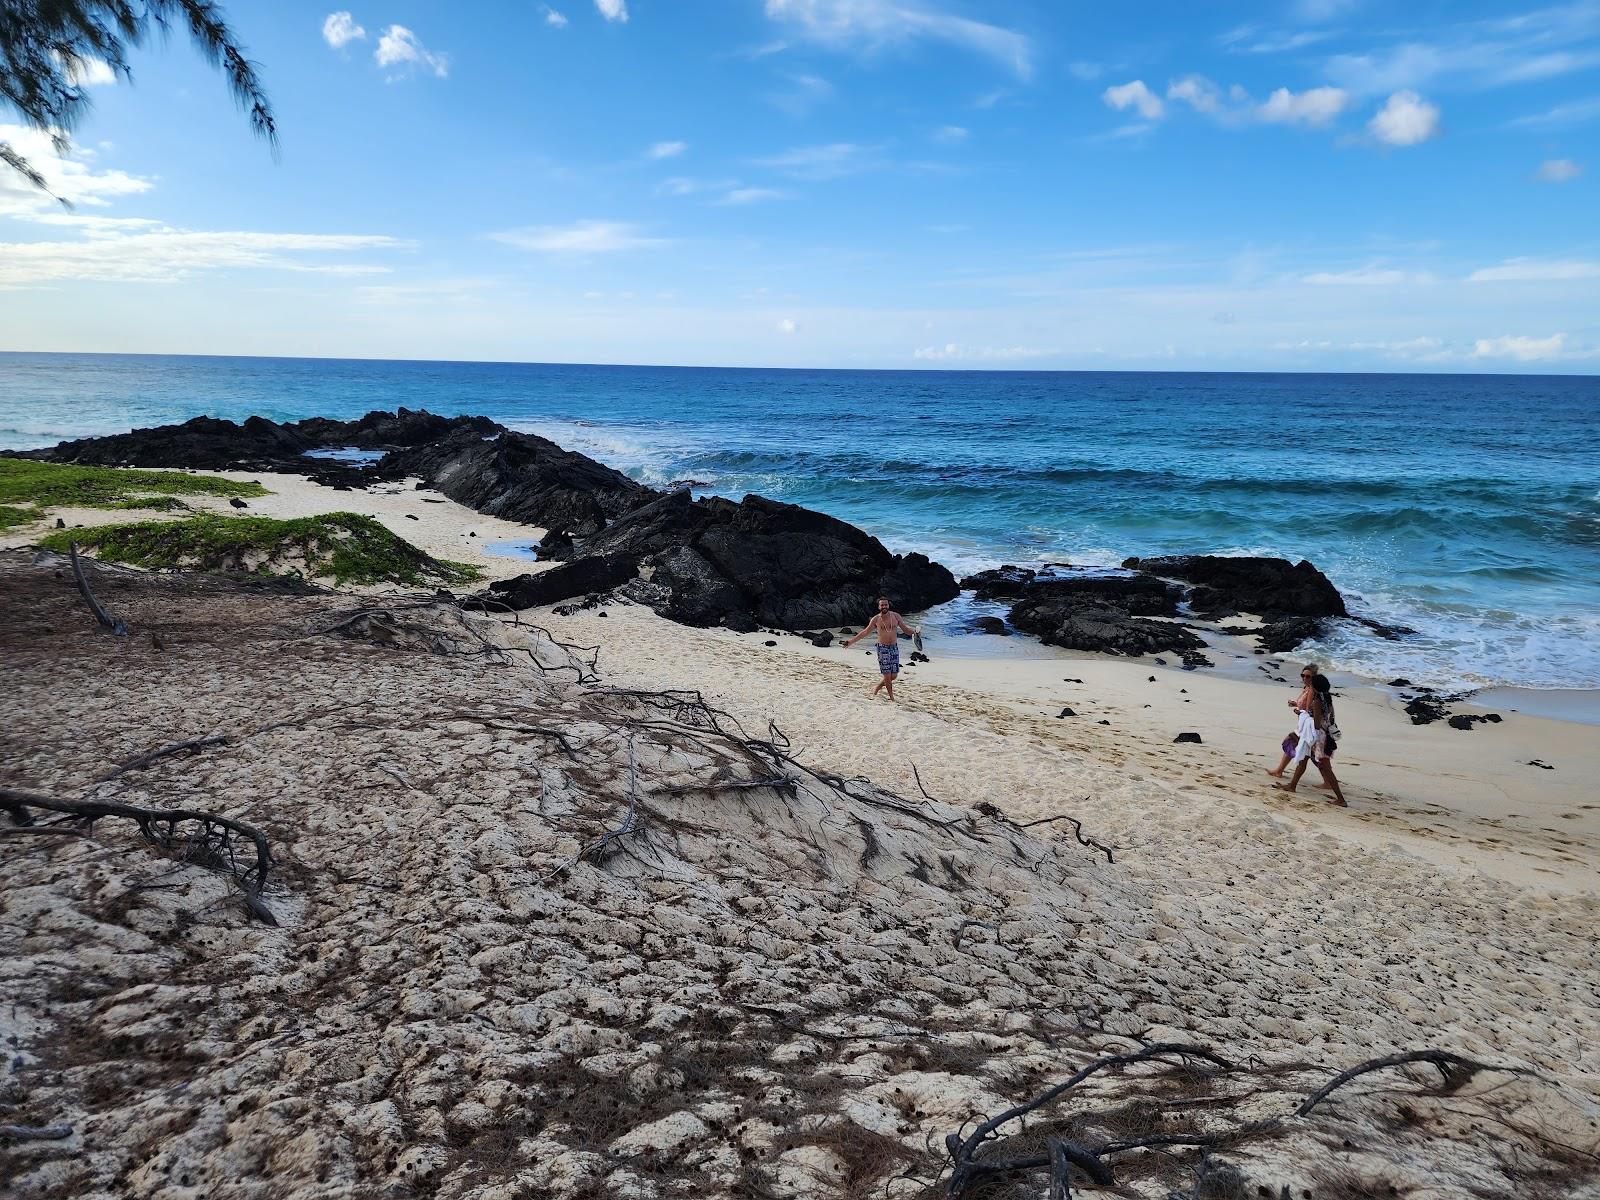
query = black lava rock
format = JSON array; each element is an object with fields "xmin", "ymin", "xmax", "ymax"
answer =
[
  {"xmin": 1057, "ymin": 707, "xmax": 1076, "ymax": 718},
  {"xmin": 477, "ymin": 554, "xmax": 638, "ymax": 611},
  {"xmin": 1173, "ymin": 732, "xmax": 1203, "ymax": 744},
  {"xmin": 1123, "ymin": 554, "xmax": 1347, "ymax": 619}
]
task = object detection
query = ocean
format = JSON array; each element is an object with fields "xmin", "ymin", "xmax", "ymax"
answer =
[{"xmin": 3, "ymin": 352, "xmax": 1597, "ymax": 692}]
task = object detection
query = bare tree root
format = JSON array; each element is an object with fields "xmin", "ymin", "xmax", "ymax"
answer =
[
  {"xmin": 1292, "ymin": 1049, "xmax": 1525, "ymax": 1118},
  {"xmin": 940, "ymin": 1043, "xmax": 1534, "ymax": 1198},
  {"xmin": 0, "ymin": 788, "xmax": 277, "ymax": 925},
  {"xmin": 69, "ymin": 541, "xmax": 128, "ymax": 636},
  {"xmin": 1013, "ymin": 811, "xmax": 1116, "ymax": 865},
  {"xmin": 98, "ymin": 734, "xmax": 233, "ymax": 782}
]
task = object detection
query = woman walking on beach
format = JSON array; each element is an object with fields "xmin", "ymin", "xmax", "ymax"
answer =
[{"xmin": 1270, "ymin": 664, "xmax": 1347, "ymax": 805}]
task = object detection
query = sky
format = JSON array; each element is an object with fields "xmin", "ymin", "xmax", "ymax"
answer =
[{"xmin": 1, "ymin": 0, "xmax": 1597, "ymax": 372}]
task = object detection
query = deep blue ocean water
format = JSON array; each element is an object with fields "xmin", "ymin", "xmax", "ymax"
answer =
[{"xmin": 3, "ymin": 352, "xmax": 1597, "ymax": 691}]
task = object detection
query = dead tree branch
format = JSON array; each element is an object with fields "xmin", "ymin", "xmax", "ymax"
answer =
[
  {"xmin": 0, "ymin": 788, "xmax": 276, "ymax": 925},
  {"xmin": 98, "ymin": 735, "xmax": 233, "ymax": 782},
  {"xmin": 1293, "ymin": 1050, "xmax": 1521, "ymax": 1118},
  {"xmin": 69, "ymin": 541, "xmax": 127, "ymax": 636},
  {"xmin": 0, "ymin": 1124, "xmax": 72, "ymax": 1141},
  {"xmin": 1014, "ymin": 812, "xmax": 1115, "ymax": 864}
]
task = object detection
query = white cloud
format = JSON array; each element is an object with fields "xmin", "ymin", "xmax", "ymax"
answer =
[
  {"xmin": 932, "ymin": 124, "xmax": 969, "ymax": 143},
  {"xmin": 595, "ymin": 0, "xmax": 628, "ymax": 23},
  {"xmin": 753, "ymin": 142, "xmax": 874, "ymax": 180},
  {"xmin": 0, "ymin": 229, "xmax": 401, "ymax": 286},
  {"xmin": 542, "ymin": 5, "xmax": 569, "ymax": 26},
  {"xmin": 374, "ymin": 26, "xmax": 449, "ymax": 80},
  {"xmin": 777, "ymin": 318, "xmax": 798, "ymax": 333},
  {"xmin": 913, "ymin": 343, "xmax": 1055, "ymax": 361},
  {"xmin": 769, "ymin": 71, "xmax": 834, "ymax": 115},
  {"xmin": 721, "ymin": 187, "xmax": 784, "ymax": 205},
  {"xmin": 491, "ymin": 220, "xmax": 666, "ymax": 253},
  {"xmin": 63, "ymin": 56, "xmax": 117, "ymax": 87},
  {"xmin": 1167, "ymin": 75, "xmax": 1221, "ymax": 113},
  {"xmin": 764, "ymin": 0, "xmax": 1032, "ymax": 78},
  {"xmin": 1535, "ymin": 158, "xmax": 1582, "ymax": 182},
  {"xmin": 648, "ymin": 141, "xmax": 687, "ymax": 159},
  {"xmin": 1467, "ymin": 259, "xmax": 1600, "ymax": 282},
  {"xmin": 1368, "ymin": 90, "xmax": 1440, "ymax": 145},
  {"xmin": 1302, "ymin": 264, "xmax": 1427, "ymax": 285},
  {"xmin": 1505, "ymin": 96, "xmax": 1600, "ymax": 129},
  {"xmin": 1257, "ymin": 85, "xmax": 1349, "ymax": 125},
  {"xmin": 0, "ymin": 124, "xmax": 152, "ymax": 216},
  {"xmin": 1471, "ymin": 333, "xmax": 1567, "ymax": 361},
  {"xmin": 322, "ymin": 12, "xmax": 366, "ymax": 49},
  {"xmin": 1102, "ymin": 80, "xmax": 1164, "ymax": 120}
]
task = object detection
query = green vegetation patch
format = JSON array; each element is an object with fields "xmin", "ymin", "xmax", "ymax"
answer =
[
  {"xmin": 40, "ymin": 512, "xmax": 481, "ymax": 589},
  {"xmin": 0, "ymin": 459, "xmax": 268, "ymax": 522}
]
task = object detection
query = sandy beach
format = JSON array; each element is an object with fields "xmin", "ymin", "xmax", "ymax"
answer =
[{"xmin": 5, "ymin": 465, "xmax": 1600, "ymax": 1197}]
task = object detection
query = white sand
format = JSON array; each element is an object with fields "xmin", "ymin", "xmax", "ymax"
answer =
[{"xmin": 2, "ymin": 560, "xmax": 1597, "ymax": 1198}]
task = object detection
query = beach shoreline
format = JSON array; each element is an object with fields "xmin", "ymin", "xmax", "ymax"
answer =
[{"xmin": 6, "ymin": 463, "xmax": 1597, "ymax": 895}]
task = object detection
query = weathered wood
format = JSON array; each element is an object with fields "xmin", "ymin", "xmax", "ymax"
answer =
[{"xmin": 68, "ymin": 541, "xmax": 128, "ymax": 636}]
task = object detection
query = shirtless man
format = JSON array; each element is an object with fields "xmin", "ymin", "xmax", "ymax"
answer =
[{"xmin": 841, "ymin": 597, "xmax": 919, "ymax": 701}]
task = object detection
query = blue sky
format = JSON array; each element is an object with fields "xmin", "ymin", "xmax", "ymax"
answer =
[{"xmin": 1, "ymin": 0, "xmax": 1597, "ymax": 371}]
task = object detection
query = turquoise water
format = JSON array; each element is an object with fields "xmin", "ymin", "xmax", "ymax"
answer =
[{"xmin": 3, "ymin": 352, "xmax": 1597, "ymax": 690}]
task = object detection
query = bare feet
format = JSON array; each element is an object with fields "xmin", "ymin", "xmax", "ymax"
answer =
[
  {"xmin": 1312, "ymin": 781, "xmax": 1333, "ymax": 790},
  {"xmin": 1266, "ymin": 768, "xmax": 1284, "ymax": 778},
  {"xmin": 1271, "ymin": 782, "xmax": 1296, "ymax": 792},
  {"xmin": 1327, "ymin": 797, "xmax": 1348, "ymax": 806}
]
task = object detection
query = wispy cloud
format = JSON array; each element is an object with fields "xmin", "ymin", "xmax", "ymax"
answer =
[
  {"xmin": 1257, "ymin": 85, "xmax": 1350, "ymax": 124},
  {"xmin": 913, "ymin": 342, "xmax": 1057, "ymax": 361},
  {"xmin": 648, "ymin": 141, "xmax": 687, "ymax": 160},
  {"xmin": 0, "ymin": 124, "xmax": 151, "ymax": 217},
  {"xmin": 764, "ymin": 0, "xmax": 1032, "ymax": 78},
  {"xmin": 1303, "ymin": 264, "xmax": 1430, "ymax": 285},
  {"xmin": 595, "ymin": 0, "xmax": 628, "ymax": 24},
  {"xmin": 1368, "ymin": 90, "xmax": 1441, "ymax": 145},
  {"xmin": 0, "ymin": 230, "xmax": 402, "ymax": 286},
  {"xmin": 720, "ymin": 187, "xmax": 785, "ymax": 205},
  {"xmin": 1505, "ymin": 95, "xmax": 1600, "ymax": 127},
  {"xmin": 491, "ymin": 220, "xmax": 667, "ymax": 253},
  {"xmin": 1468, "ymin": 258, "xmax": 1600, "ymax": 282},
  {"xmin": 541, "ymin": 6, "xmax": 569, "ymax": 28},
  {"xmin": 1535, "ymin": 157, "xmax": 1583, "ymax": 182},
  {"xmin": 1471, "ymin": 332, "xmax": 1568, "ymax": 360},
  {"xmin": 932, "ymin": 124, "xmax": 969, "ymax": 144},
  {"xmin": 322, "ymin": 11, "xmax": 366, "ymax": 49},
  {"xmin": 1103, "ymin": 80, "xmax": 1164, "ymax": 120},
  {"xmin": 753, "ymin": 142, "xmax": 877, "ymax": 180},
  {"xmin": 375, "ymin": 26, "xmax": 449, "ymax": 80},
  {"xmin": 769, "ymin": 71, "xmax": 833, "ymax": 115}
]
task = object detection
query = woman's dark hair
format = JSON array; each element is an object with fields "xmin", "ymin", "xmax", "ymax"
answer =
[{"xmin": 1311, "ymin": 673, "xmax": 1332, "ymax": 696}]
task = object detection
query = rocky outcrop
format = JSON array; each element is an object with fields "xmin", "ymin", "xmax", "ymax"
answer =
[
  {"xmin": 21, "ymin": 414, "xmax": 315, "ymax": 472},
  {"xmin": 1020, "ymin": 574, "xmax": 1182, "ymax": 617},
  {"xmin": 289, "ymin": 408, "xmax": 499, "ymax": 449},
  {"xmin": 1257, "ymin": 616, "xmax": 1328, "ymax": 653},
  {"xmin": 608, "ymin": 491, "xmax": 958, "ymax": 630},
  {"xmin": 960, "ymin": 565, "xmax": 1040, "ymax": 599},
  {"xmin": 1007, "ymin": 598, "xmax": 1207, "ymax": 658},
  {"xmin": 382, "ymin": 427, "xmax": 655, "ymax": 537},
  {"xmin": 477, "ymin": 554, "xmax": 638, "ymax": 611},
  {"xmin": 1123, "ymin": 554, "xmax": 1347, "ymax": 619}
]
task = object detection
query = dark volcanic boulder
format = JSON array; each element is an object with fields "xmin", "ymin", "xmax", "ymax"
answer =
[
  {"xmin": 290, "ymin": 408, "xmax": 499, "ymax": 449},
  {"xmin": 1257, "ymin": 616, "xmax": 1327, "ymax": 653},
  {"xmin": 383, "ymin": 428, "xmax": 655, "ymax": 536},
  {"xmin": 1007, "ymin": 599, "xmax": 1207, "ymax": 657},
  {"xmin": 960, "ymin": 565, "xmax": 1037, "ymax": 599},
  {"xmin": 1019, "ymin": 574, "xmax": 1181, "ymax": 617},
  {"xmin": 1123, "ymin": 555, "xmax": 1346, "ymax": 618},
  {"xmin": 23, "ymin": 415, "xmax": 313, "ymax": 471},
  {"xmin": 479, "ymin": 554, "xmax": 637, "ymax": 610},
  {"xmin": 596, "ymin": 491, "xmax": 958, "ymax": 630}
]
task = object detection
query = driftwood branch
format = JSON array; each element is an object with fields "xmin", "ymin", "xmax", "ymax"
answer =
[
  {"xmin": 0, "ymin": 788, "xmax": 276, "ymax": 925},
  {"xmin": 69, "ymin": 541, "xmax": 127, "ymax": 636},
  {"xmin": 98, "ymin": 735, "xmax": 233, "ymax": 782},
  {"xmin": 942, "ymin": 1043, "xmax": 1532, "ymax": 1197},
  {"xmin": 1293, "ymin": 1050, "xmax": 1516, "ymax": 1118},
  {"xmin": 1014, "ymin": 811, "xmax": 1115, "ymax": 864},
  {"xmin": 0, "ymin": 1124, "xmax": 72, "ymax": 1141}
]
